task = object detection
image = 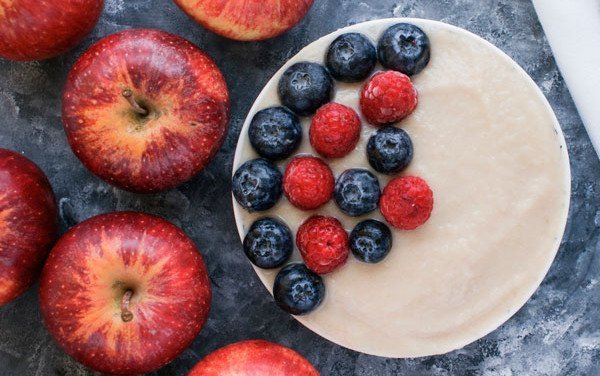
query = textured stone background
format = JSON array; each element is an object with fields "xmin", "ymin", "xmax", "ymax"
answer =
[{"xmin": 0, "ymin": 0, "xmax": 599, "ymax": 375}]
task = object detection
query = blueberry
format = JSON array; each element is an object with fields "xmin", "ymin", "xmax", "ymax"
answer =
[
  {"xmin": 349, "ymin": 219, "xmax": 393, "ymax": 263},
  {"xmin": 243, "ymin": 218, "xmax": 293, "ymax": 269},
  {"xmin": 249, "ymin": 107, "xmax": 302, "ymax": 160},
  {"xmin": 326, "ymin": 33, "xmax": 377, "ymax": 82},
  {"xmin": 367, "ymin": 126, "xmax": 413, "ymax": 174},
  {"xmin": 278, "ymin": 62, "xmax": 334, "ymax": 116},
  {"xmin": 378, "ymin": 23, "xmax": 430, "ymax": 76},
  {"xmin": 334, "ymin": 169, "xmax": 380, "ymax": 217},
  {"xmin": 232, "ymin": 159, "xmax": 282, "ymax": 212},
  {"xmin": 273, "ymin": 263, "xmax": 325, "ymax": 315}
]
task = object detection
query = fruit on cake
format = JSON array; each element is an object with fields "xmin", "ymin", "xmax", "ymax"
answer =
[{"xmin": 232, "ymin": 19, "xmax": 570, "ymax": 358}]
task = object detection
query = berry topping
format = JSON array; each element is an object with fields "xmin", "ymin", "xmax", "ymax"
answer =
[
  {"xmin": 380, "ymin": 176, "xmax": 433, "ymax": 230},
  {"xmin": 278, "ymin": 62, "xmax": 334, "ymax": 116},
  {"xmin": 310, "ymin": 103, "xmax": 361, "ymax": 159},
  {"xmin": 326, "ymin": 32, "xmax": 377, "ymax": 82},
  {"xmin": 360, "ymin": 70, "xmax": 418, "ymax": 126},
  {"xmin": 249, "ymin": 107, "xmax": 302, "ymax": 160},
  {"xmin": 243, "ymin": 218, "xmax": 293, "ymax": 269},
  {"xmin": 296, "ymin": 215, "xmax": 349, "ymax": 274},
  {"xmin": 378, "ymin": 23, "xmax": 431, "ymax": 76},
  {"xmin": 283, "ymin": 156, "xmax": 334, "ymax": 210},
  {"xmin": 273, "ymin": 263, "xmax": 325, "ymax": 315},
  {"xmin": 349, "ymin": 219, "xmax": 393, "ymax": 263},
  {"xmin": 334, "ymin": 169, "xmax": 380, "ymax": 217},
  {"xmin": 367, "ymin": 126, "xmax": 413, "ymax": 174},
  {"xmin": 232, "ymin": 159, "xmax": 282, "ymax": 212}
]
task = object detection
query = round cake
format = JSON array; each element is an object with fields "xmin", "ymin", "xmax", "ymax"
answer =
[{"xmin": 232, "ymin": 18, "xmax": 570, "ymax": 357}]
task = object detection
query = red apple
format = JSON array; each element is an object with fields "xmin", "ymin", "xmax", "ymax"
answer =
[
  {"xmin": 0, "ymin": 148, "xmax": 57, "ymax": 306},
  {"xmin": 188, "ymin": 339, "xmax": 319, "ymax": 375},
  {"xmin": 39, "ymin": 211, "xmax": 212, "ymax": 375},
  {"xmin": 172, "ymin": 0, "xmax": 314, "ymax": 41},
  {"xmin": 62, "ymin": 28, "xmax": 229, "ymax": 193},
  {"xmin": 0, "ymin": 0, "xmax": 104, "ymax": 61}
]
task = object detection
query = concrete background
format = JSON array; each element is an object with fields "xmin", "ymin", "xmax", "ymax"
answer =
[{"xmin": 0, "ymin": 0, "xmax": 598, "ymax": 374}]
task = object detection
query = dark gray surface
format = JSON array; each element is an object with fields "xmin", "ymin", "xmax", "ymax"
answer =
[{"xmin": 0, "ymin": 0, "xmax": 599, "ymax": 375}]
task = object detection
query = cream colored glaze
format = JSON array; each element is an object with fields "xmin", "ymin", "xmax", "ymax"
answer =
[{"xmin": 232, "ymin": 19, "xmax": 570, "ymax": 357}]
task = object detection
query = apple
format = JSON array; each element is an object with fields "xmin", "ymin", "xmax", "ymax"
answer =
[
  {"xmin": 62, "ymin": 28, "xmax": 230, "ymax": 193},
  {"xmin": 0, "ymin": 149, "xmax": 57, "ymax": 306},
  {"xmin": 0, "ymin": 0, "xmax": 104, "ymax": 61},
  {"xmin": 39, "ymin": 211, "xmax": 212, "ymax": 375},
  {"xmin": 172, "ymin": 0, "xmax": 315, "ymax": 41},
  {"xmin": 188, "ymin": 339, "xmax": 319, "ymax": 375}
]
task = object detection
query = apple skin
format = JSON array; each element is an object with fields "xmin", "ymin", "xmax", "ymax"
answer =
[
  {"xmin": 0, "ymin": 0, "xmax": 104, "ymax": 61},
  {"xmin": 172, "ymin": 0, "xmax": 314, "ymax": 41},
  {"xmin": 62, "ymin": 28, "xmax": 230, "ymax": 193},
  {"xmin": 0, "ymin": 148, "xmax": 58, "ymax": 306},
  {"xmin": 39, "ymin": 211, "xmax": 212, "ymax": 375},
  {"xmin": 188, "ymin": 339, "xmax": 319, "ymax": 375}
]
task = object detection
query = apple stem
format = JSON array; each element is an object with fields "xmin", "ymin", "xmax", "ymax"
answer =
[
  {"xmin": 121, "ymin": 289, "xmax": 134, "ymax": 322},
  {"xmin": 122, "ymin": 89, "xmax": 148, "ymax": 116}
]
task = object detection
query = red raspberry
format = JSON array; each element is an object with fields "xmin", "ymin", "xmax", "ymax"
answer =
[
  {"xmin": 360, "ymin": 71, "xmax": 418, "ymax": 126},
  {"xmin": 283, "ymin": 156, "xmax": 334, "ymax": 210},
  {"xmin": 310, "ymin": 103, "xmax": 361, "ymax": 158},
  {"xmin": 296, "ymin": 215, "xmax": 349, "ymax": 274},
  {"xmin": 380, "ymin": 176, "xmax": 433, "ymax": 230}
]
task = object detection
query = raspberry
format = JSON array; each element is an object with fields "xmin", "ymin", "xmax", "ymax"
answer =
[
  {"xmin": 283, "ymin": 156, "xmax": 334, "ymax": 210},
  {"xmin": 310, "ymin": 103, "xmax": 361, "ymax": 158},
  {"xmin": 296, "ymin": 216, "xmax": 349, "ymax": 274},
  {"xmin": 380, "ymin": 176, "xmax": 433, "ymax": 230},
  {"xmin": 360, "ymin": 70, "xmax": 418, "ymax": 126}
]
